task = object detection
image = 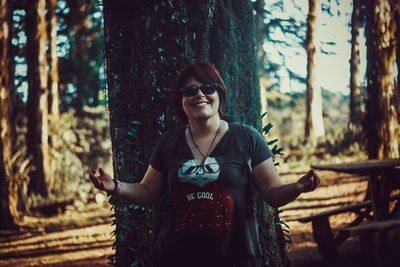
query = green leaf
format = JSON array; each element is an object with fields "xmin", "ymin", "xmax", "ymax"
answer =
[
  {"xmin": 130, "ymin": 259, "xmax": 139, "ymax": 267},
  {"xmin": 130, "ymin": 120, "xmax": 143, "ymax": 125},
  {"xmin": 128, "ymin": 247, "xmax": 138, "ymax": 253},
  {"xmin": 262, "ymin": 123, "xmax": 273, "ymax": 134},
  {"xmin": 261, "ymin": 112, "xmax": 268, "ymax": 119},
  {"xmin": 267, "ymin": 139, "xmax": 278, "ymax": 145},
  {"xmin": 127, "ymin": 131, "xmax": 136, "ymax": 137}
]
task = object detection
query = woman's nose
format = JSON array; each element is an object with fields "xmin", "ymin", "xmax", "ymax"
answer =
[{"xmin": 195, "ymin": 87, "xmax": 205, "ymax": 97}]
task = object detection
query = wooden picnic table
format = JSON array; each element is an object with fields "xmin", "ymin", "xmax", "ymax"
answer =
[
  {"xmin": 311, "ymin": 158, "xmax": 400, "ymax": 221},
  {"xmin": 297, "ymin": 159, "xmax": 400, "ymax": 264}
]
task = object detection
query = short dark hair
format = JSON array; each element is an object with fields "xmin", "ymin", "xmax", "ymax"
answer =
[{"xmin": 170, "ymin": 61, "xmax": 227, "ymax": 122}]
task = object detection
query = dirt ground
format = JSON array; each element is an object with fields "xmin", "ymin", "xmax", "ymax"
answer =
[{"xmin": 0, "ymin": 165, "xmax": 397, "ymax": 266}]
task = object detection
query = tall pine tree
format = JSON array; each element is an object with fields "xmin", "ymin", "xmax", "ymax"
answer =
[
  {"xmin": 365, "ymin": 0, "xmax": 399, "ymax": 159},
  {"xmin": 26, "ymin": 0, "xmax": 51, "ymax": 196},
  {"xmin": 305, "ymin": 0, "xmax": 325, "ymax": 138}
]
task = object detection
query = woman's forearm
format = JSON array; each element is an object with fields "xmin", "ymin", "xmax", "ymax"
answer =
[
  {"xmin": 114, "ymin": 181, "xmax": 155, "ymax": 206},
  {"xmin": 263, "ymin": 182, "xmax": 302, "ymax": 208}
]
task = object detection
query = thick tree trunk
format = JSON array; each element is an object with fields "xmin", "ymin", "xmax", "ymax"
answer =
[
  {"xmin": 103, "ymin": 1, "xmax": 184, "ymax": 265},
  {"xmin": 0, "ymin": 0, "xmax": 19, "ymax": 229},
  {"xmin": 349, "ymin": 0, "xmax": 363, "ymax": 123},
  {"xmin": 103, "ymin": 1, "xmax": 287, "ymax": 266},
  {"xmin": 392, "ymin": 1, "xmax": 400, "ymax": 128},
  {"xmin": 26, "ymin": 0, "xmax": 51, "ymax": 196},
  {"xmin": 254, "ymin": 0, "xmax": 269, "ymax": 127},
  {"xmin": 48, "ymin": 0, "xmax": 60, "ymax": 117},
  {"xmin": 365, "ymin": 0, "xmax": 399, "ymax": 159},
  {"xmin": 305, "ymin": 0, "xmax": 325, "ymax": 138}
]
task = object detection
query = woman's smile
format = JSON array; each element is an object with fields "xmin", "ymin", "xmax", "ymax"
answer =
[{"xmin": 193, "ymin": 100, "xmax": 209, "ymax": 108}]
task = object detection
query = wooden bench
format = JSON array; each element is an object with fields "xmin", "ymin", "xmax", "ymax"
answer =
[
  {"xmin": 339, "ymin": 218, "xmax": 400, "ymax": 267},
  {"xmin": 297, "ymin": 194, "xmax": 400, "ymax": 260}
]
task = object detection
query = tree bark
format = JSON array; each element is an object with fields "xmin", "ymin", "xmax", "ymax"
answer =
[
  {"xmin": 365, "ymin": 0, "xmax": 399, "ymax": 159},
  {"xmin": 254, "ymin": 0, "xmax": 269, "ymax": 127},
  {"xmin": 392, "ymin": 1, "xmax": 400, "ymax": 128},
  {"xmin": 7, "ymin": 0, "xmax": 17, "ymax": 144},
  {"xmin": 305, "ymin": 0, "xmax": 325, "ymax": 139},
  {"xmin": 349, "ymin": 0, "xmax": 363, "ymax": 123},
  {"xmin": 48, "ymin": 0, "xmax": 60, "ymax": 117},
  {"xmin": 103, "ymin": 1, "xmax": 287, "ymax": 266},
  {"xmin": 26, "ymin": 0, "xmax": 51, "ymax": 196},
  {"xmin": 0, "ymin": 0, "xmax": 19, "ymax": 229}
]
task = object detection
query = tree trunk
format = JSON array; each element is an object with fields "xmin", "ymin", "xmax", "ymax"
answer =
[
  {"xmin": 68, "ymin": 0, "xmax": 100, "ymax": 113},
  {"xmin": 48, "ymin": 0, "xmax": 60, "ymax": 117},
  {"xmin": 26, "ymin": 0, "xmax": 51, "ymax": 196},
  {"xmin": 349, "ymin": 0, "xmax": 363, "ymax": 123},
  {"xmin": 254, "ymin": 0, "xmax": 269, "ymax": 127},
  {"xmin": 392, "ymin": 1, "xmax": 400, "ymax": 127},
  {"xmin": 103, "ymin": 1, "xmax": 287, "ymax": 266},
  {"xmin": 0, "ymin": 0, "xmax": 19, "ymax": 229},
  {"xmin": 7, "ymin": 0, "xmax": 17, "ymax": 144},
  {"xmin": 305, "ymin": 0, "xmax": 325, "ymax": 139},
  {"xmin": 365, "ymin": 0, "xmax": 399, "ymax": 159}
]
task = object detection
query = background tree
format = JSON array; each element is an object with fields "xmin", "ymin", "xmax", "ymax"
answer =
[
  {"xmin": 253, "ymin": 0, "xmax": 270, "ymax": 127},
  {"xmin": 305, "ymin": 0, "xmax": 325, "ymax": 138},
  {"xmin": 9, "ymin": 0, "xmax": 28, "ymax": 118},
  {"xmin": 258, "ymin": 0, "xmax": 308, "ymax": 93},
  {"xmin": 393, "ymin": 1, "xmax": 400, "ymax": 131},
  {"xmin": 26, "ymin": 0, "xmax": 51, "ymax": 196},
  {"xmin": 103, "ymin": 0, "xmax": 288, "ymax": 266},
  {"xmin": 58, "ymin": 0, "xmax": 104, "ymax": 114},
  {"xmin": 47, "ymin": 0, "xmax": 60, "ymax": 117},
  {"xmin": 365, "ymin": 0, "xmax": 399, "ymax": 159},
  {"xmin": 349, "ymin": 0, "xmax": 364, "ymax": 123},
  {"xmin": 0, "ymin": 0, "xmax": 18, "ymax": 229},
  {"xmin": 7, "ymin": 0, "xmax": 17, "ymax": 141}
]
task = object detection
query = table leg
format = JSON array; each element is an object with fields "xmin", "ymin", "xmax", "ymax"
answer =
[
  {"xmin": 311, "ymin": 217, "xmax": 338, "ymax": 260},
  {"xmin": 368, "ymin": 170, "xmax": 392, "ymax": 266},
  {"xmin": 369, "ymin": 172, "xmax": 390, "ymax": 221},
  {"xmin": 368, "ymin": 173, "xmax": 383, "ymax": 221},
  {"xmin": 380, "ymin": 171, "xmax": 391, "ymax": 220}
]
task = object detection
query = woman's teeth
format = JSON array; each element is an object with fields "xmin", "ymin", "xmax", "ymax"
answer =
[{"xmin": 194, "ymin": 102, "xmax": 207, "ymax": 107}]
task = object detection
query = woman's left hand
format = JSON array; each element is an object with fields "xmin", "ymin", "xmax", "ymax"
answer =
[{"xmin": 295, "ymin": 169, "xmax": 320, "ymax": 193}]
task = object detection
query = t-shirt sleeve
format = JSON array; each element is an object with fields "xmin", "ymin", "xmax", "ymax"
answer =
[
  {"xmin": 245, "ymin": 125, "xmax": 273, "ymax": 167},
  {"xmin": 149, "ymin": 134, "xmax": 168, "ymax": 172}
]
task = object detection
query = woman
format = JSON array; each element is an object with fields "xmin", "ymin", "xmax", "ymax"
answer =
[{"xmin": 89, "ymin": 62, "xmax": 320, "ymax": 267}]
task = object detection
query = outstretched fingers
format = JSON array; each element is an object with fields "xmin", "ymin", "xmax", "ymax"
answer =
[
  {"xmin": 299, "ymin": 169, "xmax": 320, "ymax": 192},
  {"xmin": 88, "ymin": 169, "xmax": 102, "ymax": 189},
  {"xmin": 308, "ymin": 169, "xmax": 320, "ymax": 191}
]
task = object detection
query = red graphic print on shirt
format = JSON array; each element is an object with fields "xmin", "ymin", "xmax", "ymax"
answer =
[{"xmin": 173, "ymin": 182, "xmax": 233, "ymax": 233}]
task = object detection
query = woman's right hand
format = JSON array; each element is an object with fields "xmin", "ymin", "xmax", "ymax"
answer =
[{"xmin": 89, "ymin": 168, "xmax": 115, "ymax": 193}]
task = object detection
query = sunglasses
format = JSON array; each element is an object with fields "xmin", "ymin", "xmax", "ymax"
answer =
[
  {"xmin": 181, "ymin": 83, "xmax": 221, "ymax": 97},
  {"xmin": 181, "ymin": 163, "xmax": 220, "ymax": 175}
]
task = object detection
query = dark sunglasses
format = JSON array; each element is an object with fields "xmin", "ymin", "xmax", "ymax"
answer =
[{"xmin": 181, "ymin": 83, "xmax": 221, "ymax": 97}]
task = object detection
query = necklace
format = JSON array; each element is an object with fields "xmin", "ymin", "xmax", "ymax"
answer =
[{"xmin": 189, "ymin": 121, "xmax": 221, "ymax": 165}]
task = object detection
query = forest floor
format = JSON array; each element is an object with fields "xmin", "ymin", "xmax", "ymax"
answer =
[{"xmin": 1, "ymin": 157, "xmax": 398, "ymax": 267}]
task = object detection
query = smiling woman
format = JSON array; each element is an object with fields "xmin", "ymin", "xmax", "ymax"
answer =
[{"xmin": 89, "ymin": 61, "xmax": 320, "ymax": 267}]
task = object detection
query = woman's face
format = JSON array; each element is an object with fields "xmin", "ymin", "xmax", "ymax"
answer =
[{"xmin": 181, "ymin": 77, "xmax": 220, "ymax": 122}]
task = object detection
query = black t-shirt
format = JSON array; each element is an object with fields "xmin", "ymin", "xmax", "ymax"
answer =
[{"xmin": 150, "ymin": 122, "xmax": 273, "ymax": 260}]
